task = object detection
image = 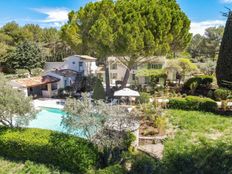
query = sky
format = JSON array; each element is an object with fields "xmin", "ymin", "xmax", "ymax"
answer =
[{"xmin": 0, "ymin": 0, "xmax": 231, "ymax": 35}]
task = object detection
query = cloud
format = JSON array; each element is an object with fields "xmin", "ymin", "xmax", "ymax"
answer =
[
  {"xmin": 221, "ymin": 0, "xmax": 232, "ymax": 3},
  {"xmin": 32, "ymin": 7, "xmax": 70, "ymax": 28},
  {"xmin": 190, "ymin": 20, "xmax": 225, "ymax": 35}
]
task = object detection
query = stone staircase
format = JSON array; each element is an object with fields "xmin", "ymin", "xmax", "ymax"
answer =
[{"xmin": 138, "ymin": 135, "xmax": 167, "ymax": 159}]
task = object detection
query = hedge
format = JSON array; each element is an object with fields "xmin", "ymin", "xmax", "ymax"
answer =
[
  {"xmin": 168, "ymin": 96, "xmax": 217, "ymax": 112},
  {"xmin": 184, "ymin": 75, "xmax": 213, "ymax": 90},
  {"xmin": 0, "ymin": 127, "xmax": 98, "ymax": 173},
  {"xmin": 214, "ymin": 88, "xmax": 232, "ymax": 101}
]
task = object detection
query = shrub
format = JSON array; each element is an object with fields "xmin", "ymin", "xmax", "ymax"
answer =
[
  {"xmin": 129, "ymin": 154, "xmax": 162, "ymax": 174},
  {"xmin": 0, "ymin": 127, "xmax": 98, "ymax": 173},
  {"xmin": 137, "ymin": 92, "xmax": 151, "ymax": 104},
  {"xmin": 184, "ymin": 75, "xmax": 213, "ymax": 90},
  {"xmin": 94, "ymin": 164, "xmax": 125, "ymax": 174},
  {"xmin": 168, "ymin": 96, "xmax": 217, "ymax": 112},
  {"xmin": 93, "ymin": 79, "xmax": 105, "ymax": 100},
  {"xmin": 214, "ymin": 88, "xmax": 232, "ymax": 101}
]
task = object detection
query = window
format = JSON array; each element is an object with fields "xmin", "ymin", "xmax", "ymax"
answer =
[
  {"xmin": 111, "ymin": 73, "xmax": 117, "ymax": 79},
  {"xmin": 72, "ymin": 61, "xmax": 76, "ymax": 64},
  {"xmin": 79, "ymin": 62, "xmax": 83, "ymax": 71},
  {"xmin": 110, "ymin": 63, "xmax": 117, "ymax": 70},
  {"xmin": 148, "ymin": 64, "xmax": 163, "ymax": 69},
  {"xmin": 132, "ymin": 74, "xmax": 136, "ymax": 80},
  {"xmin": 64, "ymin": 79, "xmax": 67, "ymax": 87}
]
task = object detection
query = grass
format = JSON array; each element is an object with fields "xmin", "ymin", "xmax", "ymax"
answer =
[
  {"xmin": 0, "ymin": 157, "xmax": 70, "ymax": 174},
  {"xmin": 163, "ymin": 110, "xmax": 232, "ymax": 173},
  {"xmin": 165, "ymin": 109, "xmax": 232, "ymax": 142}
]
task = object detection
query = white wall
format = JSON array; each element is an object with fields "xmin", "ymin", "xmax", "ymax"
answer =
[
  {"xmin": 44, "ymin": 62, "xmax": 64, "ymax": 71},
  {"xmin": 46, "ymin": 72, "xmax": 65, "ymax": 88},
  {"xmin": 63, "ymin": 56, "xmax": 81, "ymax": 71}
]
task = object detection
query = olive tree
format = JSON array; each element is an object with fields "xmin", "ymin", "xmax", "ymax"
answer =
[
  {"xmin": 62, "ymin": 93, "xmax": 139, "ymax": 146},
  {"xmin": 0, "ymin": 74, "xmax": 36, "ymax": 127}
]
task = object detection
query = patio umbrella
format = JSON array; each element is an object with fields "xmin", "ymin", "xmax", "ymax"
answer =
[{"xmin": 114, "ymin": 88, "xmax": 140, "ymax": 97}]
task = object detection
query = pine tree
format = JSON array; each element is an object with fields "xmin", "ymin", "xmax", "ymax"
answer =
[
  {"xmin": 92, "ymin": 79, "xmax": 105, "ymax": 100},
  {"xmin": 216, "ymin": 12, "xmax": 232, "ymax": 89}
]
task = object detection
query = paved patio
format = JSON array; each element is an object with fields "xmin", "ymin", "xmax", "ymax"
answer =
[{"xmin": 33, "ymin": 98, "xmax": 65, "ymax": 109}]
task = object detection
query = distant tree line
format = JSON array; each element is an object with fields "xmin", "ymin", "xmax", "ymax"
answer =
[
  {"xmin": 0, "ymin": 22, "xmax": 75, "ymax": 73},
  {"xmin": 187, "ymin": 26, "xmax": 224, "ymax": 62}
]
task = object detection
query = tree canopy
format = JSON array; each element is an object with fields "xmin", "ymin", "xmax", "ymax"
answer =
[
  {"xmin": 216, "ymin": 12, "xmax": 232, "ymax": 89},
  {"xmin": 7, "ymin": 41, "xmax": 45, "ymax": 74},
  {"xmin": 188, "ymin": 26, "xmax": 224, "ymax": 61},
  {"xmin": 0, "ymin": 22, "xmax": 75, "ymax": 69},
  {"xmin": 62, "ymin": 0, "xmax": 191, "ymax": 89}
]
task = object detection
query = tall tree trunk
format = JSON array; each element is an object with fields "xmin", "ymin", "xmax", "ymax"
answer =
[
  {"xmin": 104, "ymin": 61, "xmax": 111, "ymax": 96},
  {"xmin": 121, "ymin": 68, "xmax": 131, "ymax": 89}
]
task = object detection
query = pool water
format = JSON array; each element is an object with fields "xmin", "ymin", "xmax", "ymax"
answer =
[
  {"xmin": 27, "ymin": 107, "xmax": 97, "ymax": 138},
  {"xmin": 27, "ymin": 108, "xmax": 72, "ymax": 134}
]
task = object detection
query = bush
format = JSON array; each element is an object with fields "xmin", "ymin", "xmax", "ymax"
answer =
[
  {"xmin": 94, "ymin": 164, "xmax": 125, "ymax": 174},
  {"xmin": 214, "ymin": 88, "xmax": 232, "ymax": 101},
  {"xmin": 93, "ymin": 79, "xmax": 105, "ymax": 100},
  {"xmin": 168, "ymin": 96, "xmax": 217, "ymax": 112},
  {"xmin": 184, "ymin": 75, "xmax": 213, "ymax": 90},
  {"xmin": 137, "ymin": 92, "xmax": 151, "ymax": 104},
  {"xmin": 0, "ymin": 127, "xmax": 98, "ymax": 173},
  {"xmin": 129, "ymin": 154, "xmax": 162, "ymax": 174}
]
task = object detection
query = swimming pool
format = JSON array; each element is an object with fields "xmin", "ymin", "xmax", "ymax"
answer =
[
  {"xmin": 27, "ymin": 107, "xmax": 99, "ymax": 138},
  {"xmin": 27, "ymin": 107, "xmax": 68, "ymax": 132},
  {"xmin": 27, "ymin": 107, "xmax": 86, "ymax": 137}
]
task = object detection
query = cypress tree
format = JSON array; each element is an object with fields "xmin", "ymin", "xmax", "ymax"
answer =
[
  {"xmin": 92, "ymin": 79, "xmax": 106, "ymax": 100},
  {"xmin": 216, "ymin": 11, "xmax": 232, "ymax": 89}
]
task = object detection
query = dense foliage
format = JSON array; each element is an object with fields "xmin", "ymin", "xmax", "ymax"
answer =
[
  {"xmin": 129, "ymin": 154, "xmax": 161, "ymax": 174},
  {"xmin": 216, "ymin": 12, "xmax": 232, "ymax": 89},
  {"xmin": 168, "ymin": 96, "xmax": 217, "ymax": 112},
  {"xmin": 93, "ymin": 79, "xmax": 106, "ymax": 100},
  {"xmin": 183, "ymin": 75, "xmax": 214, "ymax": 95},
  {"xmin": 0, "ymin": 22, "xmax": 74, "ymax": 70},
  {"xmin": 7, "ymin": 41, "xmax": 44, "ymax": 73},
  {"xmin": 0, "ymin": 127, "xmax": 98, "ymax": 173},
  {"xmin": 93, "ymin": 164, "xmax": 125, "ymax": 174},
  {"xmin": 184, "ymin": 75, "xmax": 213, "ymax": 89}
]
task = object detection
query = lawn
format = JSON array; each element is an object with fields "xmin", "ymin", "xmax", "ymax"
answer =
[
  {"xmin": 0, "ymin": 157, "xmax": 69, "ymax": 174},
  {"xmin": 163, "ymin": 110, "xmax": 232, "ymax": 173}
]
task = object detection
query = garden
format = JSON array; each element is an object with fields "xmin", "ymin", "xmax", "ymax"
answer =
[{"xmin": 1, "ymin": 0, "xmax": 232, "ymax": 174}]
